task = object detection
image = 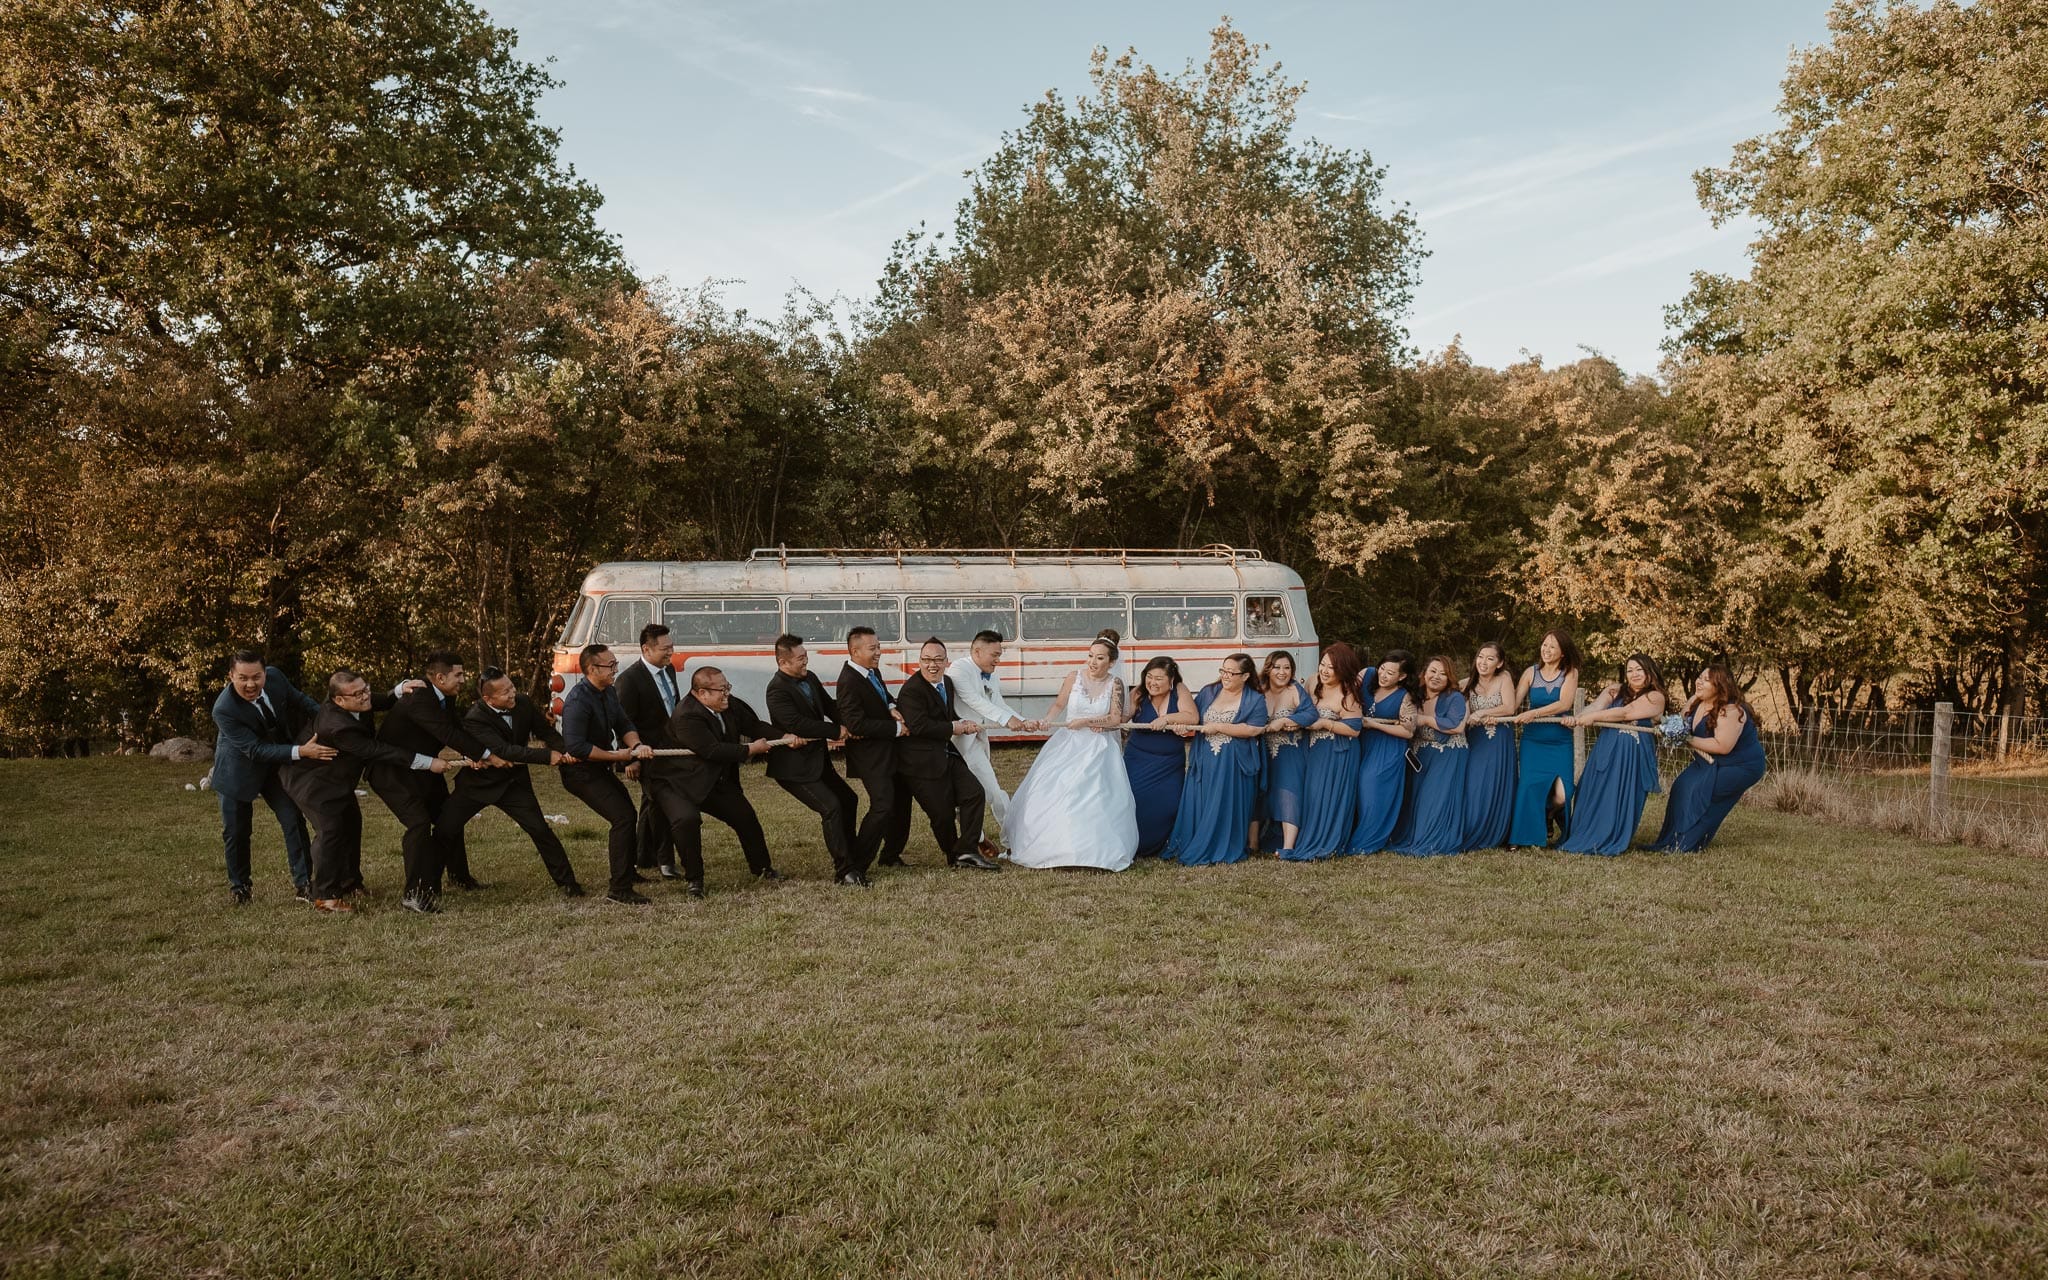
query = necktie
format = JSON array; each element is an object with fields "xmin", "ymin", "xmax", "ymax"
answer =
[
  {"xmin": 868, "ymin": 669, "xmax": 889, "ymax": 703},
  {"xmin": 935, "ymin": 678, "xmax": 946, "ymax": 706},
  {"xmin": 254, "ymin": 695, "xmax": 283, "ymax": 742},
  {"xmin": 797, "ymin": 679, "xmax": 816, "ymax": 708},
  {"xmin": 658, "ymin": 666, "xmax": 676, "ymax": 713}
]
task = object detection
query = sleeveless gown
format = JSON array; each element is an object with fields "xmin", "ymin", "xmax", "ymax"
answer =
[
  {"xmin": 1651, "ymin": 709, "xmax": 1767, "ymax": 852},
  {"xmin": 1006, "ymin": 673, "xmax": 1139, "ymax": 871},
  {"xmin": 1509, "ymin": 668, "xmax": 1576, "ymax": 847},
  {"xmin": 1342, "ymin": 686, "xmax": 1411, "ymax": 855},
  {"xmin": 1559, "ymin": 711, "xmax": 1661, "ymax": 856},
  {"xmin": 1286, "ymin": 709, "xmax": 1362, "ymax": 860},
  {"xmin": 1123, "ymin": 689, "xmax": 1187, "ymax": 857},
  {"xmin": 1392, "ymin": 692, "xmax": 1469, "ymax": 856},
  {"xmin": 1258, "ymin": 681, "xmax": 1318, "ymax": 852},
  {"xmin": 1461, "ymin": 685, "xmax": 1516, "ymax": 850},
  {"xmin": 1163, "ymin": 685, "xmax": 1269, "ymax": 866}
]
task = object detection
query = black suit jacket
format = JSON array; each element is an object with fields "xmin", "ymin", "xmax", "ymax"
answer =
[
  {"xmin": 764, "ymin": 670, "xmax": 840, "ymax": 783},
  {"xmin": 895, "ymin": 671, "xmax": 965, "ymax": 780},
  {"xmin": 283, "ymin": 696, "xmax": 416, "ymax": 816},
  {"xmin": 662, "ymin": 694, "xmax": 776, "ymax": 803},
  {"xmin": 615, "ymin": 658, "xmax": 682, "ymax": 753},
  {"xmin": 375, "ymin": 687, "xmax": 492, "ymax": 766},
  {"xmin": 834, "ymin": 662, "xmax": 901, "ymax": 781},
  {"xmin": 454, "ymin": 696, "xmax": 565, "ymax": 804}
]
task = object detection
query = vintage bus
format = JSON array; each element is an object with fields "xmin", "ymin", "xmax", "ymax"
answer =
[{"xmin": 548, "ymin": 547, "xmax": 1319, "ymax": 732}]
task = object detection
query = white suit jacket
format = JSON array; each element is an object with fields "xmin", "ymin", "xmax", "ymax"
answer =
[{"xmin": 947, "ymin": 657, "xmax": 1020, "ymax": 731}]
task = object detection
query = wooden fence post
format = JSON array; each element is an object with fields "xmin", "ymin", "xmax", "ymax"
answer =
[
  {"xmin": 1572, "ymin": 687, "xmax": 1587, "ymax": 781},
  {"xmin": 1929, "ymin": 701, "xmax": 1954, "ymax": 835}
]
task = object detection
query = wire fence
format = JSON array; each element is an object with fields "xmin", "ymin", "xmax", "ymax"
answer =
[{"xmin": 1583, "ymin": 703, "xmax": 2047, "ymax": 856}]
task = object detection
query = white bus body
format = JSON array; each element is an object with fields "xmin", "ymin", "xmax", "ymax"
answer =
[{"xmin": 548, "ymin": 547, "xmax": 1319, "ymax": 734}]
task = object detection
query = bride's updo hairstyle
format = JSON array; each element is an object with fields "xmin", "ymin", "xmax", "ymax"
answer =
[{"xmin": 1091, "ymin": 628, "xmax": 1121, "ymax": 661}]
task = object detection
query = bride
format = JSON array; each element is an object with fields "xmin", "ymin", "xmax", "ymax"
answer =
[{"xmin": 1004, "ymin": 630, "xmax": 1140, "ymax": 871}]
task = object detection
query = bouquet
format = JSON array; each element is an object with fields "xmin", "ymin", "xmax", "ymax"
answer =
[{"xmin": 1656, "ymin": 714, "xmax": 1690, "ymax": 747}]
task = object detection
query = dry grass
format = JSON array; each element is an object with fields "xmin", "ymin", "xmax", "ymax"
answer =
[
  {"xmin": 1753, "ymin": 766, "xmax": 2048, "ymax": 856},
  {"xmin": 2, "ymin": 755, "xmax": 2045, "ymax": 1278}
]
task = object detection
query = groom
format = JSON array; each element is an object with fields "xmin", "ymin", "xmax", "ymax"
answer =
[
  {"xmin": 896, "ymin": 638, "xmax": 999, "ymax": 870},
  {"xmin": 945, "ymin": 630, "xmax": 1038, "ymax": 856}
]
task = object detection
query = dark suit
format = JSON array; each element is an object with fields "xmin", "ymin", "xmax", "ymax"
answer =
[
  {"xmin": 644, "ymin": 694, "xmax": 777, "ymax": 883},
  {"xmin": 368, "ymin": 686, "xmax": 493, "ymax": 892},
  {"xmin": 436, "ymin": 696, "xmax": 579, "ymax": 890},
  {"xmin": 210, "ymin": 668, "xmax": 318, "ymax": 893},
  {"xmin": 834, "ymin": 661, "xmax": 913, "ymax": 865},
  {"xmin": 282, "ymin": 695, "xmax": 417, "ymax": 899},
  {"xmin": 765, "ymin": 669, "xmax": 860, "ymax": 877},
  {"xmin": 557, "ymin": 679, "xmax": 641, "ymax": 896},
  {"xmin": 896, "ymin": 670, "xmax": 986, "ymax": 863},
  {"xmin": 614, "ymin": 657, "xmax": 681, "ymax": 872}
]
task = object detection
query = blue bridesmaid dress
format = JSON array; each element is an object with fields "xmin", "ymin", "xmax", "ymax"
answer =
[
  {"xmin": 1258, "ymin": 681, "xmax": 1319, "ymax": 852},
  {"xmin": 1392, "ymin": 692, "xmax": 1470, "ymax": 856},
  {"xmin": 1163, "ymin": 684, "xmax": 1270, "ymax": 866},
  {"xmin": 1341, "ymin": 686, "xmax": 1411, "ymax": 855},
  {"xmin": 1508, "ymin": 668, "xmax": 1576, "ymax": 847},
  {"xmin": 1651, "ymin": 709, "xmax": 1767, "ymax": 852},
  {"xmin": 1461, "ymin": 683, "xmax": 1517, "ymax": 850},
  {"xmin": 1286, "ymin": 710, "xmax": 1362, "ymax": 860},
  {"xmin": 1559, "ymin": 711, "xmax": 1661, "ymax": 856},
  {"xmin": 1124, "ymin": 688, "xmax": 1188, "ymax": 857}
]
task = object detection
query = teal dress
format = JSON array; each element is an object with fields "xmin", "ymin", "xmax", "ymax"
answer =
[
  {"xmin": 1285, "ymin": 707, "xmax": 1362, "ymax": 860},
  {"xmin": 1342, "ymin": 686, "xmax": 1411, "ymax": 855},
  {"xmin": 1508, "ymin": 668, "xmax": 1575, "ymax": 847},
  {"xmin": 1461, "ymin": 685, "xmax": 1516, "ymax": 849},
  {"xmin": 1651, "ymin": 708, "xmax": 1767, "ymax": 852},
  {"xmin": 1258, "ymin": 681, "xmax": 1318, "ymax": 851},
  {"xmin": 1391, "ymin": 692, "xmax": 1469, "ymax": 856},
  {"xmin": 1163, "ymin": 685, "xmax": 1269, "ymax": 866},
  {"xmin": 1559, "ymin": 708, "xmax": 1662, "ymax": 856}
]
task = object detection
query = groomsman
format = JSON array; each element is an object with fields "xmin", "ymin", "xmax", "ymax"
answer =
[
  {"xmin": 945, "ymin": 630, "xmax": 1037, "ymax": 857},
  {"xmin": 896, "ymin": 638, "xmax": 999, "ymax": 870},
  {"xmin": 557, "ymin": 644, "xmax": 655, "ymax": 906},
  {"xmin": 209, "ymin": 649, "xmax": 336, "ymax": 904},
  {"xmin": 613, "ymin": 622, "xmax": 681, "ymax": 880},
  {"xmin": 835, "ymin": 625, "xmax": 913, "ymax": 867},
  {"xmin": 284, "ymin": 670, "xmax": 450, "ymax": 913},
  {"xmin": 369, "ymin": 651, "xmax": 502, "ymax": 911},
  {"xmin": 645, "ymin": 666, "xmax": 798, "ymax": 897},
  {"xmin": 764, "ymin": 634, "xmax": 865, "ymax": 886},
  {"xmin": 437, "ymin": 668, "xmax": 586, "ymax": 897}
]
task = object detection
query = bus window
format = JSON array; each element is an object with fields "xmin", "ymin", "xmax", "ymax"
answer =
[
  {"xmin": 663, "ymin": 597, "xmax": 782, "ymax": 646},
  {"xmin": 786, "ymin": 597, "xmax": 901, "ymax": 645},
  {"xmin": 561, "ymin": 594, "xmax": 597, "ymax": 646},
  {"xmin": 1133, "ymin": 594, "xmax": 1237, "ymax": 641},
  {"xmin": 592, "ymin": 596, "xmax": 653, "ymax": 647},
  {"xmin": 1020, "ymin": 594, "xmax": 1128, "ymax": 640},
  {"xmin": 1244, "ymin": 594, "xmax": 1292, "ymax": 639},
  {"xmin": 905, "ymin": 595, "xmax": 1018, "ymax": 643}
]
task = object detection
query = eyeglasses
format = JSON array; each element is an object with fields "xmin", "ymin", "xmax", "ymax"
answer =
[
  {"xmin": 703, "ymin": 684, "xmax": 732, "ymax": 694},
  {"xmin": 589, "ymin": 661, "xmax": 617, "ymax": 670}
]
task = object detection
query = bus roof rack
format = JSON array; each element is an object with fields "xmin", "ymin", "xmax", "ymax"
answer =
[{"xmin": 747, "ymin": 545, "xmax": 1265, "ymax": 567}]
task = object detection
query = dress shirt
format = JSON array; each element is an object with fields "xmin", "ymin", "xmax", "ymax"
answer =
[{"xmin": 561, "ymin": 680, "xmax": 636, "ymax": 759}]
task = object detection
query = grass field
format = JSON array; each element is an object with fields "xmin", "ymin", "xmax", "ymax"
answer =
[{"xmin": 2, "ymin": 754, "xmax": 2044, "ymax": 1277}]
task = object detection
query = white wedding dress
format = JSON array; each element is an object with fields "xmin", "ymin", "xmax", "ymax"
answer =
[{"xmin": 1005, "ymin": 670, "xmax": 1139, "ymax": 871}]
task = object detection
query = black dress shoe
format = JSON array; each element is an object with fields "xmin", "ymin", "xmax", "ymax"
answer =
[
  {"xmin": 754, "ymin": 867, "xmax": 782, "ymax": 882},
  {"xmin": 658, "ymin": 865, "xmax": 683, "ymax": 880},
  {"xmin": 230, "ymin": 886, "xmax": 252, "ymax": 906},
  {"xmin": 685, "ymin": 880, "xmax": 706, "ymax": 899},
  {"xmin": 560, "ymin": 882, "xmax": 587, "ymax": 898},
  {"xmin": 604, "ymin": 888, "xmax": 653, "ymax": 907},
  {"xmin": 400, "ymin": 890, "xmax": 440, "ymax": 914},
  {"xmin": 948, "ymin": 850, "xmax": 1000, "ymax": 871},
  {"xmin": 293, "ymin": 883, "xmax": 312, "ymax": 903},
  {"xmin": 836, "ymin": 872, "xmax": 871, "ymax": 888}
]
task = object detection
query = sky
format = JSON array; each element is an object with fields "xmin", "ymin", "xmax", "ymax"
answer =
[{"xmin": 486, "ymin": 0, "xmax": 1838, "ymax": 377}]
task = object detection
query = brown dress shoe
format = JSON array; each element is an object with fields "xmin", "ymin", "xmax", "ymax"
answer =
[
  {"xmin": 977, "ymin": 838, "xmax": 1002, "ymax": 860},
  {"xmin": 313, "ymin": 898, "xmax": 355, "ymax": 913}
]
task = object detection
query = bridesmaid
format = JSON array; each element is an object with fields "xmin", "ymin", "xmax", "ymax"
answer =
[
  {"xmin": 1254, "ymin": 651, "xmax": 1319, "ymax": 855},
  {"xmin": 1391, "ymin": 657, "xmax": 1470, "ymax": 855},
  {"xmin": 1558, "ymin": 654, "xmax": 1668, "ymax": 856},
  {"xmin": 1341, "ymin": 650, "xmax": 1417, "ymax": 855},
  {"xmin": 1286, "ymin": 643, "xmax": 1366, "ymax": 860},
  {"xmin": 1507, "ymin": 629, "xmax": 1582, "ymax": 848},
  {"xmin": 1651, "ymin": 665, "xmax": 1768, "ymax": 852},
  {"xmin": 1461, "ymin": 642, "xmax": 1518, "ymax": 850},
  {"xmin": 1124, "ymin": 656, "xmax": 1197, "ymax": 857},
  {"xmin": 1162, "ymin": 654, "xmax": 1270, "ymax": 866}
]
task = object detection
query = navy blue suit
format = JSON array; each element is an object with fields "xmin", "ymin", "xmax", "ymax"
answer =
[{"xmin": 209, "ymin": 668, "xmax": 318, "ymax": 893}]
